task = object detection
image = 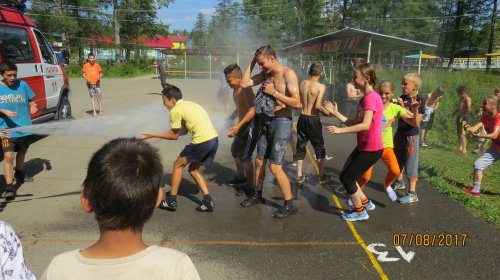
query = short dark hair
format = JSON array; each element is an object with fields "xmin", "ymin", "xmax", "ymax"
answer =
[
  {"xmin": 255, "ymin": 45, "xmax": 276, "ymax": 59},
  {"xmin": 162, "ymin": 84, "xmax": 183, "ymax": 100},
  {"xmin": 308, "ymin": 62, "xmax": 323, "ymax": 77},
  {"xmin": 457, "ymin": 85, "xmax": 467, "ymax": 94},
  {"xmin": 224, "ymin": 63, "xmax": 242, "ymax": 78},
  {"xmin": 0, "ymin": 61, "xmax": 17, "ymax": 74},
  {"xmin": 88, "ymin": 53, "xmax": 95, "ymax": 58},
  {"xmin": 83, "ymin": 138, "xmax": 163, "ymax": 231}
]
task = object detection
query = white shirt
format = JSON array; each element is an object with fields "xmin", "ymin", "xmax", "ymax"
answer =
[{"xmin": 42, "ymin": 245, "xmax": 200, "ymax": 280}]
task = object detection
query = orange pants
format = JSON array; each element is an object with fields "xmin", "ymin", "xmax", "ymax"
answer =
[{"xmin": 357, "ymin": 148, "xmax": 400, "ymax": 188}]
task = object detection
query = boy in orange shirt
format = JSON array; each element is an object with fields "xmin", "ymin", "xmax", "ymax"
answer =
[{"xmin": 82, "ymin": 53, "xmax": 103, "ymax": 116}]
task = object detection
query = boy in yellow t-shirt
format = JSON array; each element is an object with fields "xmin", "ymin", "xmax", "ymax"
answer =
[{"xmin": 141, "ymin": 85, "xmax": 219, "ymax": 212}]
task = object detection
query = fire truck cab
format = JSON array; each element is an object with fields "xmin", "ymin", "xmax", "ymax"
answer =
[{"xmin": 0, "ymin": 6, "xmax": 71, "ymax": 122}]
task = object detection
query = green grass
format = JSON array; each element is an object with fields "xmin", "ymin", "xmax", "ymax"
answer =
[
  {"xmin": 378, "ymin": 69, "xmax": 499, "ymax": 226},
  {"xmin": 64, "ymin": 61, "xmax": 154, "ymax": 78}
]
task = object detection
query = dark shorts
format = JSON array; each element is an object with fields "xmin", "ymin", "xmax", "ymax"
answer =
[
  {"xmin": 456, "ymin": 115, "xmax": 470, "ymax": 136},
  {"xmin": 2, "ymin": 136, "xmax": 31, "ymax": 153},
  {"xmin": 294, "ymin": 114, "xmax": 325, "ymax": 160},
  {"xmin": 420, "ymin": 111, "xmax": 435, "ymax": 130},
  {"xmin": 231, "ymin": 121, "xmax": 253, "ymax": 159},
  {"xmin": 256, "ymin": 117, "xmax": 292, "ymax": 165},
  {"xmin": 180, "ymin": 137, "xmax": 218, "ymax": 165}
]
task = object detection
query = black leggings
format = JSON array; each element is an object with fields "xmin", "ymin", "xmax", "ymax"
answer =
[{"xmin": 339, "ymin": 148, "xmax": 382, "ymax": 195}]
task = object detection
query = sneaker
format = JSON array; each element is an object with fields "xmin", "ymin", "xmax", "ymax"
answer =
[
  {"xmin": 240, "ymin": 192, "xmax": 265, "ymax": 207},
  {"xmin": 235, "ymin": 184, "xmax": 254, "ymax": 197},
  {"xmin": 14, "ymin": 170, "xmax": 34, "ymax": 183},
  {"xmin": 272, "ymin": 204, "xmax": 298, "ymax": 218},
  {"xmin": 195, "ymin": 200, "xmax": 215, "ymax": 212},
  {"xmin": 158, "ymin": 197, "xmax": 177, "ymax": 211},
  {"xmin": 342, "ymin": 210, "xmax": 369, "ymax": 221},
  {"xmin": 462, "ymin": 188, "xmax": 480, "ymax": 197},
  {"xmin": 398, "ymin": 193, "xmax": 418, "ymax": 203},
  {"xmin": 225, "ymin": 176, "xmax": 247, "ymax": 186},
  {"xmin": 421, "ymin": 141, "xmax": 429, "ymax": 147},
  {"xmin": 347, "ymin": 200, "xmax": 375, "ymax": 212},
  {"xmin": 318, "ymin": 174, "xmax": 331, "ymax": 184},
  {"xmin": 2, "ymin": 186, "xmax": 16, "ymax": 200},
  {"xmin": 393, "ymin": 181, "xmax": 406, "ymax": 190},
  {"xmin": 385, "ymin": 187, "xmax": 398, "ymax": 201},
  {"xmin": 295, "ymin": 175, "xmax": 307, "ymax": 184}
]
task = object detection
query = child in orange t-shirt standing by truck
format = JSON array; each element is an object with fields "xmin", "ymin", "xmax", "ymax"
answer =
[{"xmin": 82, "ymin": 53, "xmax": 103, "ymax": 116}]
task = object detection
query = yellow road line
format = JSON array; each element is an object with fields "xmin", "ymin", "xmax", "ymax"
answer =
[{"xmin": 293, "ymin": 124, "xmax": 389, "ymax": 280}]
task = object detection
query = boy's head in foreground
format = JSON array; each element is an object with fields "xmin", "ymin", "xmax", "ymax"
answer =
[
  {"xmin": 402, "ymin": 73, "xmax": 422, "ymax": 95},
  {"xmin": 82, "ymin": 137, "xmax": 164, "ymax": 232},
  {"xmin": 162, "ymin": 85, "xmax": 183, "ymax": 110},
  {"xmin": 223, "ymin": 64, "xmax": 242, "ymax": 89}
]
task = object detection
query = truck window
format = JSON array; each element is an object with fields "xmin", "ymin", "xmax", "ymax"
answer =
[
  {"xmin": 33, "ymin": 30, "xmax": 56, "ymax": 65},
  {"xmin": 0, "ymin": 25, "xmax": 35, "ymax": 62}
]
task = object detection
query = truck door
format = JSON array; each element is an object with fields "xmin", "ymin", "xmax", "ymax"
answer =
[{"xmin": 33, "ymin": 29, "xmax": 60, "ymax": 112}]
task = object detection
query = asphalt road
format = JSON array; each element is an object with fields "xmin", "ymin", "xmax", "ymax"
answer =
[{"xmin": 1, "ymin": 75, "xmax": 498, "ymax": 279}]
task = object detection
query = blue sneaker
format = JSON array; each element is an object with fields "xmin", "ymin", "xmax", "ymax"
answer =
[
  {"xmin": 398, "ymin": 193, "xmax": 418, "ymax": 203},
  {"xmin": 347, "ymin": 199, "xmax": 375, "ymax": 211},
  {"xmin": 342, "ymin": 210, "xmax": 369, "ymax": 221},
  {"xmin": 393, "ymin": 181, "xmax": 406, "ymax": 190}
]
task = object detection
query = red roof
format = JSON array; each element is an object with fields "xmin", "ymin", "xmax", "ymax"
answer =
[
  {"xmin": 141, "ymin": 35, "xmax": 173, "ymax": 48},
  {"xmin": 166, "ymin": 35, "xmax": 190, "ymax": 43},
  {"xmin": 85, "ymin": 35, "xmax": 115, "ymax": 46}
]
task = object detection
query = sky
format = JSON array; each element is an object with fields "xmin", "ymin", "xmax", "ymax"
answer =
[{"xmin": 158, "ymin": 0, "xmax": 220, "ymax": 32}]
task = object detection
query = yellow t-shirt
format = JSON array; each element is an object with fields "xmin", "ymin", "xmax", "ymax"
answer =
[{"xmin": 170, "ymin": 100, "xmax": 218, "ymax": 144}]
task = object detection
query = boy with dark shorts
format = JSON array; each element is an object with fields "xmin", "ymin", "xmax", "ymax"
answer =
[
  {"xmin": 224, "ymin": 64, "xmax": 256, "ymax": 195},
  {"xmin": 239, "ymin": 45, "xmax": 302, "ymax": 219},
  {"xmin": 295, "ymin": 62, "xmax": 331, "ymax": 184},
  {"xmin": 42, "ymin": 138, "xmax": 200, "ymax": 279},
  {"xmin": 0, "ymin": 61, "xmax": 38, "ymax": 200},
  {"xmin": 142, "ymin": 85, "xmax": 219, "ymax": 212}
]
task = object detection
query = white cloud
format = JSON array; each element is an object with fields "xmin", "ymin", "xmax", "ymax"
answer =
[{"xmin": 199, "ymin": 8, "xmax": 215, "ymax": 16}]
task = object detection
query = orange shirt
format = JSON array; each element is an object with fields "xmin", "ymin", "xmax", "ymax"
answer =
[{"xmin": 82, "ymin": 63, "xmax": 102, "ymax": 85}]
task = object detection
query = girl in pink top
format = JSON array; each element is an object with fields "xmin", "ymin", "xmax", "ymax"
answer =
[{"xmin": 324, "ymin": 63, "xmax": 383, "ymax": 221}]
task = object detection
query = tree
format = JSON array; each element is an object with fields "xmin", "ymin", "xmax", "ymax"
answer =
[
  {"xmin": 100, "ymin": 0, "xmax": 173, "ymax": 62},
  {"xmin": 486, "ymin": 0, "xmax": 498, "ymax": 72},
  {"xmin": 191, "ymin": 12, "xmax": 208, "ymax": 47}
]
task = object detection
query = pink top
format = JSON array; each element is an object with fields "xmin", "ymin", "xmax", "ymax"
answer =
[{"xmin": 356, "ymin": 90, "xmax": 384, "ymax": 151}]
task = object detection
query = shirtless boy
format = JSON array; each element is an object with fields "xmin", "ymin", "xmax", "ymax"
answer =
[
  {"xmin": 295, "ymin": 62, "xmax": 330, "ymax": 184},
  {"xmin": 224, "ymin": 64, "xmax": 255, "ymax": 195},
  {"xmin": 239, "ymin": 45, "xmax": 302, "ymax": 219},
  {"xmin": 420, "ymin": 86, "xmax": 445, "ymax": 147},
  {"xmin": 455, "ymin": 86, "xmax": 472, "ymax": 154}
]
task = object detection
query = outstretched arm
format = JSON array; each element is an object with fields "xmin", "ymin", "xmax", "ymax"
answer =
[
  {"xmin": 141, "ymin": 128, "xmax": 181, "ymax": 140},
  {"xmin": 327, "ymin": 109, "xmax": 374, "ymax": 134}
]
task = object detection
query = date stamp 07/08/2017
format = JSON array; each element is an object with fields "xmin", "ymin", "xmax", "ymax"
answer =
[{"xmin": 392, "ymin": 233, "xmax": 468, "ymax": 247}]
